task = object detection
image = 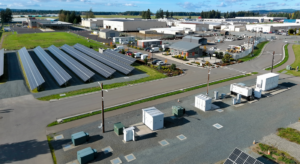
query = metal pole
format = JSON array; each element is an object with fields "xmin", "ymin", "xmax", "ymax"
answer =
[
  {"xmin": 98, "ymin": 82, "xmax": 105, "ymax": 133},
  {"xmin": 206, "ymin": 67, "xmax": 211, "ymax": 95},
  {"xmin": 271, "ymin": 51, "xmax": 275, "ymax": 72}
]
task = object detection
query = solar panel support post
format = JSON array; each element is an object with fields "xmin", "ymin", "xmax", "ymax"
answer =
[{"xmin": 98, "ymin": 82, "xmax": 105, "ymax": 133}]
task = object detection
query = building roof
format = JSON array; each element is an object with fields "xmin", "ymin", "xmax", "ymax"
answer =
[
  {"xmin": 169, "ymin": 41, "xmax": 199, "ymax": 51},
  {"xmin": 100, "ymin": 29, "xmax": 118, "ymax": 32},
  {"xmin": 182, "ymin": 36, "xmax": 207, "ymax": 40}
]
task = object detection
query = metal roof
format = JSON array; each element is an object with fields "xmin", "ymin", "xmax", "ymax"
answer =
[
  {"xmin": 169, "ymin": 41, "xmax": 199, "ymax": 51},
  {"xmin": 100, "ymin": 29, "xmax": 116, "ymax": 33},
  {"xmin": 0, "ymin": 49, "xmax": 4, "ymax": 77}
]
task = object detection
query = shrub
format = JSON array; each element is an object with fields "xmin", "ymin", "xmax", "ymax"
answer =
[
  {"xmin": 171, "ymin": 64, "xmax": 176, "ymax": 70},
  {"xmin": 157, "ymin": 64, "xmax": 162, "ymax": 70},
  {"xmin": 121, "ymin": 49, "xmax": 125, "ymax": 54},
  {"xmin": 144, "ymin": 58, "xmax": 148, "ymax": 64},
  {"xmin": 230, "ymin": 58, "xmax": 235, "ymax": 61},
  {"xmin": 183, "ymin": 56, "xmax": 187, "ymax": 60},
  {"xmin": 131, "ymin": 54, "xmax": 135, "ymax": 58}
]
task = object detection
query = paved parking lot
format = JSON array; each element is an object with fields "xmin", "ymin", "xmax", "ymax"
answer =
[
  {"xmin": 71, "ymin": 31, "xmax": 113, "ymax": 43},
  {"xmin": 50, "ymin": 77, "xmax": 300, "ymax": 164}
]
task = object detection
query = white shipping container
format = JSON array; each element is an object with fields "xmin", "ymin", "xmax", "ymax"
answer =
[
  {"xmin": 256, "ymin": 73, "xmax": 279, "ymax": 91},
  {"xmin": 230, "ymin": 83, "xmax": 253, "ymax": 97},
  {"xmin": 195, "ymin": 94, "xmax": 212, "ymax": 112},
  {"xmin": 142, "ymin": 107, "xmax": 164, "ymax": 131}
]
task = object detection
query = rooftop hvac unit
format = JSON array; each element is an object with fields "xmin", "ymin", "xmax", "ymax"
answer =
[
  {"xmin": 256, "ymin": 73, "xmax": 279, "ymax": 91},
  {"xmin": 195, "ymin": 94, "xmax": 212, "ymax": 112}
]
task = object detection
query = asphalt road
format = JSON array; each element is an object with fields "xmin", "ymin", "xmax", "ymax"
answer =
[{"xmin": 0, "ymin": 39, "xmax": 296, "ymax": 164}]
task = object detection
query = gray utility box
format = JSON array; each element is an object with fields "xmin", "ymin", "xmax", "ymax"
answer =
[
  {"xmin": 77, "ymin": 147, "xmax": 97, "ymax": 164},
  {"xmin": 72, "ymin": 131, "xmax": 89, "ymax": 146},
  {"xmin": 172, "ymin": 106, "xmax": 185, "ymax": 117}
]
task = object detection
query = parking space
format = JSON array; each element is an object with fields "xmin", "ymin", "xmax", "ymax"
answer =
[
  {"xmin": 49, "ymin": 77, "xmax": 300, "ymax": 164},
  {"xmin": 71, "ymin": 31, "xmax": 113, "ymax": 43}
]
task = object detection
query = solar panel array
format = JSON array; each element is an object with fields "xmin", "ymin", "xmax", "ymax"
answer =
[
  {"xmin": 73, "ymin": 44, "xmax": 134, "ymax": 75},
  {"xmin": 0, "ymin": 49, "xmax": 4, "ymax": 77},
  {"xmin": 48, "ymin": 45, "xmax": 95, "ymax": 82},
  {"xmin": 34, "ymin": 46, "xmax": 72, "ymax": 86},
  {"xmin": 224, "ymin": 148, "xmax": 264, "ymax": 164},
  {"xmin": 18, "ymin": 47, "xmax": 45, "ymax": 91},
  {"xmin": 103, "ymin": 50, "xmax": 136, "ymax": 65},
  {"xmin": 61, "ymin": 44, "xmax": 115, "ymax": 78}
]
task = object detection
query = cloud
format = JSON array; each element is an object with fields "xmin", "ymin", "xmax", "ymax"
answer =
[
  {"xmin": 176, "ymin": 2, "xmax": 210, "ymax": 10},
  {"xmin": 124, "ymin": 3, "xmax": 137, "ymax": 7},
  {"xmin": 296, "ymin": 3, "xmax": 300, "ymax": 6},
  {"xmin": 217, "ymin": 2, "xmax": 227, "ymax": 7},
  {"xmin": 266, "ymin": 2, "xmax": 277, "ymax": 5},
  {"xmin": 280, "ymin": 3, "xmax": 286, "ymax": 6}
]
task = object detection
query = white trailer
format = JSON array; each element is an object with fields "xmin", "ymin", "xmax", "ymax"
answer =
[
  {"xmin": 256, "ymin": 73, "xmax": 279, "ymax": 91},
  {"xmin": 230, "ymin": 83, "xmax": 253, "ymax": 100},
  {"xmin": 195, "ymin": 94, "xmax": 212, "ymax": 112},
  {"xmin": 142, "ymin": 107, "xmax": 164, "ymax": 131}
]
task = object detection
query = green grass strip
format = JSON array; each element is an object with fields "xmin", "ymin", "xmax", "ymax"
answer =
[
  {"xmin": 239, "ymin": 41, "xmax": 269, "ymax": 62},
  {"xmin": 266, "ymin": 44, "xmax": 289, "ymax": 70},
  {"xmin": 47, "ymin": 136, "xmax": 57, "ymax": 164},
  {"xmin": 278, "ymin": 127, "xmax": 300, "ymax": 145},
  {"xmin": 47, "ymin": 73, "xmax": 254, "ymax": 127}
]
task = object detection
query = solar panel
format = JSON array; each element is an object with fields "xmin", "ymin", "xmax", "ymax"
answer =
[
  {"xmin": 73, "ymin": 44, "xmax": 134, "ymax": 75},
  {"xmin": 225, "ymin": 148, "xmax": 264, "ymax": 164},
  {"xmin": 18, "ymin": 47, "xmax": 45, "ymax": 91},
  {"xmin": 33, "ymin": 46, "xmax": 71, "ymax": 86},
  {"xmin": 48, "ymin": 45, "xmax": 95, "ymax": 82},
  {"xmin": 103, "ymin": 50, "xmax": 136, "ymax": 65},
  {"xmin": 61, "ymin": 44, "xmax": 115, "ymax": 78},
  {"xmin": 0, "ymin": 49, "xmax": 4, "ymax": 77}
]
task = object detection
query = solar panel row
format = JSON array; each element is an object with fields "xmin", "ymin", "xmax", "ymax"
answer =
[
  {"xmin": 48, "ymin": 45, "xmax": 95, "ymax": 82},
  {"xmin": 0, "ymin": 49, "xmax": 4, "ymax": 77},
  {"xmin": 18, "ymin": 47, "xmax": 45, "ymax": 91},
  {"xmin": 103, "ymin": 50, "xmax": 136, "ymax": 65},
  {"xmin": 61, "ymin": 44, "xmax": 116, "ymax": 78},
  {"xmin": 73, "ymin": 44, "xmax": 134, "ymax": 75},
  {"xmin": 225, "ymin": 148, "xmax": 264, "ymax": 164},
  {"xmin": 34, "ymin": 46, "xmax": 72, "ymax": 86}
]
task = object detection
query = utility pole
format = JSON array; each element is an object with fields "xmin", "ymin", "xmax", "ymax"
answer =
[
  {"xmin": 271, "ymin": 51, "xmax": 275, "ymax": 72},
  {"xmin": 206, "ymin": 67, "xmax": 211, "ymax": 96},
  {"xmin": 98, "ymin": 82, "xmax": 105, "ymax": 133}
]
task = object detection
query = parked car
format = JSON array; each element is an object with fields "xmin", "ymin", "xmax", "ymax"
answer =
[
  {"xmin": 126, "ymin": 51, "xmax": 133, "ymax": 56},
  {"xmin": 122, "ymin": 41, "xmax": 128, "ymax": 45},
  {"xmin": 263, "ymin": 32, "xmax": 268, "ymax": 34},
  {"xmin": 117, "ymin": 46, "xmax": 124, "ymax": 50},
  {"xmin": 152, "ymin": 59, "xmax": 161, "ymax": 65},
  {"xmin": 156, "ymin": 61, "xmax": 166, "ymax": 65},
  {"xmin": 134, "ymin": 52, "xmax": 142, "ymax": 58},
  {"xmin": 144, "ymin": 47, "xmax": 151, "ymax": 51},
  {"xmin": 150, "ymin": 47, "xmax": 159, "ymax": 53}
]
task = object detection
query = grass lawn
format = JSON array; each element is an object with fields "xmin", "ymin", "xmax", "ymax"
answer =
[
  {"xmin": 38, "ymin": 63, "xmax": 167, "ymax": 101},
  {"xmin": 2, "ymin": 32, "xmax": 107, "ymax": 50},
  {"xmin": 239, "ymin": 41, "xmax": 269, "ymax": 62},
  {"xmin": 278, "ymin": 45, "xmax": 300, "ymax": 76},
  {"xmin": 266, "ymin": 44, "xmax": 289, "ymax": 70},
  {"xmin": 278, "ymin": 127, "xmax": 300, "ymax": 145},
  {"xmin": 47, "ymin": 73, "xmax": 256, "ymax": 127},
  {"xmin": 82, "ymin": 15, "xmax": 199, "ymax": 19}
]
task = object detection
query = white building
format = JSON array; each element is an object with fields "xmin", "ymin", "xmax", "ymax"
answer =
[
  {"xmin": 81, "ymin": 18, "xmax": 130, "ymax": 29},
  {"xmin": 149, "ymin": 27, "xmax": 185, "ymax": 35},
  {"xmin": 176, "ymin": 22, "xmax": 209, "ymax": 31},
  {"xmin": 113, "ymin": 36, "xmax": 135, "ymax": 43},
  {"xmin": 103, "ymin": 19, "xmax": 167, "ymax": 31},
  {"xmin": 246, "ymin": 23, "xmax": 300, "ymax": 32},
  {"xmin": 221, "ymin": 24, "xmax": 246, "ymax": 32},
  {"xmin": 235, "ymin": 17, "xmax": 286, "ymax": 23}
]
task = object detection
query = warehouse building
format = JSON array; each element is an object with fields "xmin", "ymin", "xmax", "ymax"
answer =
[
  {"xmin": 221, "ymin": 24, "xmax": 246, "ymax": 32},
  {"xmin": 99, "ymin": 29, "xmax": 120, "ymax": 39},
  {"xmin": 235, "ymin": 16, "xmax": 286, "ymax": 23},
  {"xmin": 176, "ymin": 22, "xmax": 209, "ymax": 31},
  {"xmin": 182, "ymin": 36, "xmax": 207, "ymax": 45},
  {"xmin": 81, "ymin": 18, "xmax": 130, "ymax": 29},
  {"xmin": 246, "ymin": 23, "xmax": 300, "ymax": 33},
  {"xmin": 169, "ymin": 41, "xmax": 202, "ymax": 57},
  {"xmin": 149, "ymin": 27, "xmax": 185, "ymax": 36},
  {"xmin": 20, "ymin": 18, "xmax": 71, "ymax": 29},
  {"xmin": 137, "ymin": 39, "xmax": 162, "ymax": 48},
  {"xmin": 103, "ymin": 19, "xmax": 167, "ymax": 32}
]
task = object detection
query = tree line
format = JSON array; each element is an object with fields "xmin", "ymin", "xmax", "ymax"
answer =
[
  {"xmin": 58, "ymin": 10, "xmax": 81, "ymax": 24},
  {"xmin": 268, "ymin": 11, "xmax": 300, "ymax": 19},
  {"xmin": 141, "ymin": 9, "xmax": 151, "ymax": 19},
  {"xmin": 223, "ymin": 11, "xmax": 259, "ymax": 18},
  {"xmin": 0, "ymin": 8, "xmax": 13, "ymax": 25}
]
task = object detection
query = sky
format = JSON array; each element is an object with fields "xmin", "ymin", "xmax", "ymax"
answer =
[{"xmin": 0, "ymin": 0, "xmax": 300, "ymax": 12}]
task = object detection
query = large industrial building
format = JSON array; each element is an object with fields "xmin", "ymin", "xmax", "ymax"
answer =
[
  {"xmin": 103, "ymin": 19, "xmax": 167, "ymax": 32},
  {"xmin": 246, "ymin": 23, "xmax": 300, "ymax": 32},
  {"xmin": 221, "ymin": 24, "xmax": 246, "ymax": 32},
  {"xmin": 149, "ymin": 27, "xmax": 186, "ymax": 35},
  {"xmin": 176, "ymin": 22, "xmax": 209, "ymax": 31},
  {"xmin": 235, "ymin": 17, "xmax": 286, "ymax": 23},
  {"xmin": 21, "ymin": 18, "xmax": 71, "ymax": 29},
  {"xmin": 81, "ymin": 18, "xmax": 129, "ymax": 29}
]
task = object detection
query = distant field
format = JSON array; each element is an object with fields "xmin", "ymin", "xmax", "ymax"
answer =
[
  {"xmin": 81, "ymin": 15, "xmax": 199, "ymax": 19},
  {"xmin": 2, "ymin": 32, "xmax": 107, "ymax": 50}
]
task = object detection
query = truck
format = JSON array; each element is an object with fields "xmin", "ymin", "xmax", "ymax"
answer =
[
  {"xmin": 141, "ymin": 54, "xmax": 149, "ymax": 60},
  {"xmin": 150, "ymin": 47, "xmax": 159, "ymax": 53}
]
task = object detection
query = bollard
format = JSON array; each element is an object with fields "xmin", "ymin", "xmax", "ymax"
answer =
[
  {"xmin": 177, "ymin": 99, "xmax": 180, "ymax": 103},
  {"xmin": 253, "ymin": 140, "xmax": 255, "ymax": 144},
  {"xmin": 214, "ymin": 91, "xmax": 219, "ymax": 100}
]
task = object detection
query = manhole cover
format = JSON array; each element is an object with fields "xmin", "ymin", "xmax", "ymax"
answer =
[
  {"xmin": 159, "ymin": 140, "xmax": 169, "ymax": 146},
  {"xmin": 110, "ymin": 157, "xmax": 122, "ymax": 164},
  {"xmin": 177, "ymin": 134, "xmax": 187, "ymax": 141}
]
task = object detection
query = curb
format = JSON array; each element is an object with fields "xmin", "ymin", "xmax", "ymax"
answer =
[{"xmin": 55, "ymin": 73, "xmax": 246, "ymax": 123}]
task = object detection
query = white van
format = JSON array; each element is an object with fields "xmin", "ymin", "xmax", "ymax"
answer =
[
  {"xmin": 141, "ymin": 54, "xmax": 149, "ymax": 60},
  {"xmin": 134, "ymin": 52, "xmax": 142, "ymax": 58},
  {"xmin": 117, "ymin": 46, "xmax": 124, "ymax": 50},
  {"xmin": 150, "ymin": 47, "xmax": 159, "ymax": 53}
]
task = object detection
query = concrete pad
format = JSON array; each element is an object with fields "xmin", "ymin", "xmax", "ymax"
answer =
[
  {"xmin": 159, "ymin": 140, "xmax": 169, "ymax": 146},
  {"xmin": 130, "ymin": 122, "xmax": 156, "ymax": 136},
  {"xmin": 54, "ymin": 134, "xmax": 64, "ymax": 140},
  {"xmin": 177, "ymin": 134, "xmax": 187, "ymax": 141},
  {"xmin": 62, "ymin": 142, "xmax": 75, "ymax": 152},
  {"xmin": 110, "ymin": 157, "xmax": 122, "ymax": 164},
  {"xmin": 234, "ymin": 104, "xmax": 244, "ymax": 107},
  {"xmin": 124, "ymin": 154, "xmax": 136, "ymax": 162},
  {"xmin": 66, "ymin": 159, "xmax": 79, "ymax": 164},
  {"xmin": 213, "ymin": 123, "xmax": 223, "ymax": 129},
  {"xmin": 211, "ymin": 104, "xmax": 220, "ymax": 110}
]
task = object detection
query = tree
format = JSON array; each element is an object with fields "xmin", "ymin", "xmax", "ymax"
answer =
[
  {"xmin": 166, "ymin": 10, "xmax": 169, "ymax": 18},
  {"xmin": 170, "ymin": 11, "xmax": 173, "ymax": 18},
  {"xmin": 88, "ymin": 9, "xmax": 95, "ymax": 18},
  {"xmin": 288, "ymin": 29, "xmax": 294, "ymax": 35},
  {"xmin": 222, "ymin": 54, "xmax": 231, "ymax": 63},
  {"xmin": 146, "ymin": 9, "xmax": 151, "ymax": 19},
  {"xmin": 144, "ymin": 58, "xmax": 148, "ymax": 65},
  {"xmin": 65, "ymin": 13, "xmax": 70, "ymax": 22},
  {"xmin": 73, "ymin": 19, "xmax": 77, "ymax": 24},
  {"xmin": 0, "ymin": 8, "xmax": 13, "ymax": 25},
  {"xmin": 170, "ymin": 64, "xmax": 176, "ymax": 70}
]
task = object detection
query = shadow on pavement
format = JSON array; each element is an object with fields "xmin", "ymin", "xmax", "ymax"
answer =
[
  {"xmin": 164, "ymin": 116, "xmax": 190, "ymax": 129},
  {"xmin": 136, "ymin": 132, "xmax": 157, "ymax": 141},
  {"xmin": 0, "ymin": 109, "xmax": 14, "ymax": 113}
]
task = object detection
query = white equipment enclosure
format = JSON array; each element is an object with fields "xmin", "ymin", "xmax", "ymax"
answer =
[
  {"xmin": 230, "ymin": 83, "xmax": 253, "ymax": 100},
  {"xmin": 195, "ymin": 94, "xmax": 212, "ymax": 112},
  {"xmin": 123, "ymin": 127, "xmax": 135, "ymax": 142},
  {"xmin": 142, "ymin": 107, "xmax": 164, "ymax": 131},
  {"xmin": 256, "ymin": 73, "xmax": 279, "ymax": 91}
]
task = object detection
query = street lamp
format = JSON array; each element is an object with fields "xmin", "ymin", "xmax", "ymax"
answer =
[{"xmin": 98, "ymin": 82, "xmax": 105, "ymax": 133}]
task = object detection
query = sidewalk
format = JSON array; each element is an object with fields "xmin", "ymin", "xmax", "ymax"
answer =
[{"xmin": 274, "ymin": 44, "xmax": 296, "ymax": 72}]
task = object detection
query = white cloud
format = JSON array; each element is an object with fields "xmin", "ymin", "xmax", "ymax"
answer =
[
  {"xmin": 296, "ymin": 3, "xmax": 300, "ymax": 6},
  {"xmin": 280, "ymin": 3, "xmax": 286, "ymax": 6},
  {"xmin": 217, "ymin": 2, "xmax": 227, "ymax": 7},
  {"xmin": 124, "ymin": 3, "xmax": 137, "ymax": 7},
  {"xmin": 176, "ymin": 2, "xmax": 210, "ymax": 10},
  {"xmin": 267, "ymin": 2, "xmax": 277, "ymax": 5}
]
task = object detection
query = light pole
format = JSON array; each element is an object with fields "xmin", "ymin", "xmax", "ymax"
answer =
[
  {"xmin": 206, "ymin": 67, "xmax": 211, "ymax": 96},
  {"xmin": 271, "ymin": 51, "xmax": 275, "ymax": 72},
  {"xmin": 98, "ymin": 82, "xmax": 105, "ymax": 133}
]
